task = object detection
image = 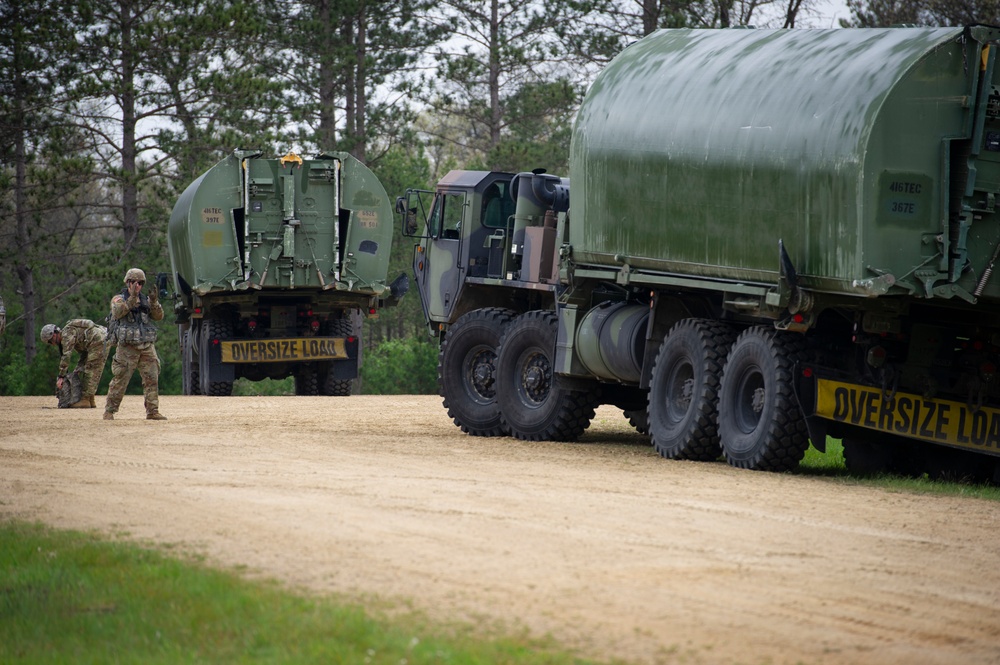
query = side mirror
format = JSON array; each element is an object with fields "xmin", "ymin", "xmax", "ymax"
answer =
[
  {"xmin": 395, "ymin": 196, "xmax": 407, "ymax": 215},
  {"xmin": 389, "ymin": 272, "xmax": 409, "ymax": 299},
  {"xmin": 156, "ymin": 272, "xmax": 170, "ymax": 300}
]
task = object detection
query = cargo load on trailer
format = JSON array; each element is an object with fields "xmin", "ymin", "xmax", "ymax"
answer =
[
  {"xmin": 397, "ymin": 26, "xmax": 1000, "ymax": 482},
  {"xmin": 168, "ymin": 149, "xmax": 407, "ymax": 396}
]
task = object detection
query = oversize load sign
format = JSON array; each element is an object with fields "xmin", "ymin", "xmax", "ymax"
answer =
[
  {"xmin": 815, "ymin": 378, "xmax": 1000, "ymax": 452},
  {"xmin": 221, "ymin": 338, "xmax": 348, "ymax": 363}
]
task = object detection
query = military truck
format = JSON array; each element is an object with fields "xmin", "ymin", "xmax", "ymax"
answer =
[
  {"xmin": 397, "ymin": 26, "xmax": 1000, "ymax": 483},
  {"xmin": 168, "ymin": 149, "xmax": 406, "ymax": 396}
]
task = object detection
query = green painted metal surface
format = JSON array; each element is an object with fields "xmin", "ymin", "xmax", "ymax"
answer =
[
  {"xmin": 168, "ymin": 150, "xmax": 394, "ymax": 297},
  {"xmin": 571, "ymin": 26, "xmax": 1000, "ymax": 301}
]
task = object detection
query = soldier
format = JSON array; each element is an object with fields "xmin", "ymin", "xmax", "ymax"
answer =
[
  {"xmin": 104, "ymin": 268, "xmax": 167, "ymax": 421},
  {"xmin": 40, "ymin": 319, "xmax": 109, "ymax": 408}
]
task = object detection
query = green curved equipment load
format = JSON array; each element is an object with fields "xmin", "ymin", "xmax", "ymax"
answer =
[
  {"xmin": 168, "ymin": 150, "xmax": 393, "ymax": 297},
  {"xmin": 571, "ymin": 26, "xmax": 1000, "ymax": 302},
  {"xmin": 166, "ymin": 149, "xmax": 402, "ymax": 397}
]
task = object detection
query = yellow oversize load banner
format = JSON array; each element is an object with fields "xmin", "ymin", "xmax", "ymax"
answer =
[
  {"xmin": 221, "ymin": 337, "xmax": 349, "ymax": 363},
  {"xmin": 814, "ymin": 377, "xmax": 1000, "ymax": 453}
]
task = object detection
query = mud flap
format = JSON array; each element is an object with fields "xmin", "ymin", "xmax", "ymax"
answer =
[
  {"xmin": 329, "ymin": 335, "xmax": 361, "ymax": 379},
  {"xmin": 201, "ymin": 336, "xmax": 235, "ymax": 394},
  {"xmin": 793, "ymin": 363, "xmax": 827, "ymax": 453}
]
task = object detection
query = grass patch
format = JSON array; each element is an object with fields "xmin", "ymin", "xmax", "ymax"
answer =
[
  {"xmin": 0, "ymin": 521, "xmax": 608, "ymax": 665},
  {"xmin": 798, "ymin": 439, "xmax": 1000, "ymax": 501}
]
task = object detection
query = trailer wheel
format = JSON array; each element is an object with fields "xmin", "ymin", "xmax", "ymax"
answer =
[
  {"xmin": 181, "ymin": 329, "xmax": 202, "ymax": 396},
  {"xmin": 718, "ymin": 327, "xmax": 809, "ymax": 471},
  {"xmin": 439, "ymin": 308, "xmax": 516, "ymax": 436},
  {"xmin": 648, "ymin": 319, "xmax": 735, "ymax": 460},
  {"xmin": 497, "ymin": 310, "xmax": 597, "ymax": 441}
]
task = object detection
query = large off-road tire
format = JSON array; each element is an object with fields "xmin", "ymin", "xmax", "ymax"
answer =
[
  {"xmin": 322, "ymin": 316, "xmax": 355, "ymax": 396},
  {"xmin": 623, "ymin": 409, "xmax": 650, "ymax": 436},
  {"xmin": 718, "ymin": 326, "xmax": 809, "ymax": 471},
  {"xmin": 295, "ymin": 367, "xmax": 320, "ymax": 396},
  {"xmin": 842, "ymin": 435, "xmax": 893, "ymax": 476},
  {"xmin": 439, "ymin": 308, "xmax": 516, "ymax": 436},
  {"xmin": 182, "ymin": 328, "xmax": 202, "ymax": 396},
  {"xmin": 647, "ymin": 319, "xmax": 735, "ymax": 461},
  {"xmin": 203, "ymin": 317, "xmax": 234, "ymax": 397},
  {"xmin": 496, "ymin": 310, "xmax": 597, "ymax": 441}
]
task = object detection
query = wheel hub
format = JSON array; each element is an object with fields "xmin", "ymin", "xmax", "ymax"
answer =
[
  {"xmin": 521, "ymin": 352, "xmax": 551, "ymax": 404},
  {"xmin": 468, "ymin": 349, "xmax": 497, "ymax": 399}
]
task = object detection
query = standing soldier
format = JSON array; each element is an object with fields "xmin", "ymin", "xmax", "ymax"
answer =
[
  {"xmin": 40, "ymin": 319, "xmax": 109, "ymax": 408},
  {"xmin": 104, "ymin": 268, "xmax": 167, "ymax": 421}
]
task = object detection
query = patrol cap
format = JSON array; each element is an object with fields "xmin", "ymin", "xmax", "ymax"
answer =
[
  {"xmin": 124, "ymin": 268, "xmax": 146, "ymax": 283},
  {"xmin": 40, "ymin": 324, "xmax": 59, "ymax": 343}
]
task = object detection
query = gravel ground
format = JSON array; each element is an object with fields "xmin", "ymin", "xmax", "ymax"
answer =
[{"xmin": 2, "ymin": 394, "xmax": 999, "ymax": 665}]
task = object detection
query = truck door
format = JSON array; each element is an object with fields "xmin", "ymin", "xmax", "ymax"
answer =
[{"xmin": 414, "ymin": 189, "xmax": 467, "ymax": 322}]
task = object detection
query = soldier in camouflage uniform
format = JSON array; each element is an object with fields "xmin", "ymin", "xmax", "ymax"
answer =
[
  {"xmin": 104, "ymin": 268, "xmax": 167, "ymax": 421},
  {"xmin": 40, "ymin": 319, "xmax": 109, "ymax": 408}
]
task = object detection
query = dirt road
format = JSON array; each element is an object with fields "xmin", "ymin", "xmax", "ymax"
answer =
[{"xmin": 1, "ymin": 395, "xmax": 998, "ymax": 664}]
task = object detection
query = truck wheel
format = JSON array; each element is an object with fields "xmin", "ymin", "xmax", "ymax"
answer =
[
  {"xmin": 322, "ymin": 316, "xmax": 355, "ymax": 396},
  {"xmin": 439, "ymin": 308, "xmax": 516, "ymax": 436},
  {"xmin": 648, "ymin": 319, "xmax": 735, "ymax": 461},
  {"xmin": 842, "ymin": 436, "xmax": 892, "ymax": 476},
  {"xmin": 718, "ymin": 326, "xmax": 809, "ymax": 471},
  {"xmin": 182, "ymin": 329, "xmax": 202, "ymax": 396},
  {"xmin": 203, "ymin": 317, "xmax": 234, "ymax": 396},
  {"xmin": 497, "ymin": 310, "xmax": 597, "ymax": 441},
  {"xmin": 295, "ymin": 367, "xmax": 320, "ymax": 396},
  {"xmin": 623, "ymin": 409, "xmax": 650, "ymax": 435}
]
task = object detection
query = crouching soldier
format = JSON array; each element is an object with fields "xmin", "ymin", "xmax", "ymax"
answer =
[
  {"xmin": 104, "ymin": 268, "xmax": 167, "ymax": 421},
  {"xmin": 40, "ymin": 319, "xmax": 109, "ymax": 408}
]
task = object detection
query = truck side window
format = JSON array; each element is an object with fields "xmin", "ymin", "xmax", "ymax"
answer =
[
  {"xmin": 481, "ymin": 182, "xmax": 514, "ymax": 230},
  {"xmin": 433, "ymin": 192, "xmax": 465, "ymax": 239}
]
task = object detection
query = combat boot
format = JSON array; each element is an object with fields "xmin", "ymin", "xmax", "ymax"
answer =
[
  {"xmin": 103, "ymin": 412, "xmax": 114, "ymax": 420},
  {"xmin": 88, "ymin": 396, "xmax": 96, "ymax": 407},
  {"xmin": 69, "ymin": 398, "xmax": 91, "ymax": 408},
  {"xmin": 147, "ymin": 412, "xmax": 167, "ymax": 420}
]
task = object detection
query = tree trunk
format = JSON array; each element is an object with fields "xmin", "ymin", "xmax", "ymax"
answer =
[
  {"xmin": 352, "ymin": 6, "xmax": 367, "ymax": 161},
  {"xmin": 119, "ymin": 0, "xmax": 140, "ymax": 254},
  {"xmin": 318, "ymin": 0, "xmax": 339, "ymax": 150},
  {"xmin": 488, "ymin": 0, "xmax": 501, "ymax": 152},
  {"xmin": 14, "ymin": 104, "xmax": 38, "ymax": 365},
  {"xmin": 642, "ymin": 0, "xmax": 659, "ymax": 35}
]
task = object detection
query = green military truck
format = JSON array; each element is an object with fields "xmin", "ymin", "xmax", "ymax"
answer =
[
  {"xmin": 168, "ymin": 149, "xmax": 405, "ymax": 396},
  {"xmin": 398, "ymin": 26, "xmax": 1000, "ymax": 483}
]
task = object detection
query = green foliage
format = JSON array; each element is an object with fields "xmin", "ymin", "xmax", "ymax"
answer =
[
  {"xmin": 231, "ymin": 377, "xmax": 295, "ymax": 396},
  {"xmin": 360, "ymin": 336, "xmax": 438, "ymax": 395},
  {"xmin": 840, "ymin": 0, "xmax": 999, "ymax": 27},
  {"xmin": 0, "ymin": 521, "xmax": 604, "ymax": 665},
  {"xmin": 0, "ymin": 330, "xmax": 28, "ymax": 396},
  {"xmin": 366, "ymin": 146, "xmax": 435, "ymax": 345}
]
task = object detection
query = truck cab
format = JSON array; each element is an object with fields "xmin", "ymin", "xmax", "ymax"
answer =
[{"xmin": 397, "ymin": 169, "xmax": 565, "ymax": 331}]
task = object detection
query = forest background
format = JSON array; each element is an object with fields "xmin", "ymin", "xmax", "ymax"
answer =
[{"xmin": 0, "ymin": 0, "xmax": 993, "ymax": 397}]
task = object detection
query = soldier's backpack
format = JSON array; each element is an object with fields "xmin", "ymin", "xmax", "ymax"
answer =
[{"xmin": 56, "ymin": 369, "xmax": 84, "ymax": 409}]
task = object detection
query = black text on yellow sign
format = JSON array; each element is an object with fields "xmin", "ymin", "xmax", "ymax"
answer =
[
  {"xmin": 815, "ymin": 378, "xmax": 1000, "ymax": 452},
  {"xmin": 221, "ymin": 338, "xmax": 348, "ymax": 363}
]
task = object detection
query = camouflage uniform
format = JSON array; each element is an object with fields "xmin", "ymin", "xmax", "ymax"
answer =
[
  {"xmin": 54, "ymin": 319, "xmax": 109, "ymax": 405},
  {"xmin": 104, "ymin": 268, "xmax": 166, "ymax": 420}
]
